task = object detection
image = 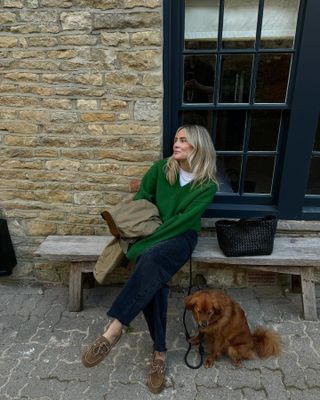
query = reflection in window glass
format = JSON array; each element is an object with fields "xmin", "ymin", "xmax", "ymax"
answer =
[
  {"xmin": 245, "ymin": 156, "xmax": 275, "ymax": 194},
  {"xmin": 184, "ymin": 0, "xmax": 219, "ymax": 50},
  {"xmin": 261, "ymin": 0, "xmax": 300, "ymax": 48},
  {"xmin": 183, "ymin": 55, "xmax": 215, "ymax": 104},
  {"xmin": 216, "ymin": 110, "xmax": 246, "ymax": 151},
  {"xmin": 181, "ymin": 110, "xmax": 213, "ymax": 133},
  {"xmin": 216, "ymin": 156, "xmax": 242, "ymax": 193},
  {"xmin": 255, "ymin": 54, "xmax": 291, "ymax": 103},
  {"xmin": 222, "ymin": 0, "xmax": 258, "ymax": 49},
  {"xmin": 249, "ymin": 110, "xmax": 281, "ymax": 151},
  {"xmin": 220, "ymin": 55, "xmax": 252, "ymax": 103},
  {"xmin": 306, "ymin": 157, "xmax": 320, "ymax": 195}
]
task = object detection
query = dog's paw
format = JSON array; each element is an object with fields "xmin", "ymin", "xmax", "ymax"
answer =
[
  {"xmin": 204, "ymin": 356, "xmax": 215, "ymax": 368},
  {"xmin": 231, "ymin": 359, "xmax": 241, "ymax": 367},
  {"xmin": 188, "ymin": 335, "xmax": 200, "ymax": 346}
]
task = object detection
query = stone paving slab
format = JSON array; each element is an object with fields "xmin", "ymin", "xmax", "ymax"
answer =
[{"xmin": 0, "ymin": 281, "xmax": 319, "ymax": 400}]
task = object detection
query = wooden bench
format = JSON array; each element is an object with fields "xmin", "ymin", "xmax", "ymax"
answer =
[{"xmin": 34, "ymin": 235, "xmax": 319, "ymax": 320}]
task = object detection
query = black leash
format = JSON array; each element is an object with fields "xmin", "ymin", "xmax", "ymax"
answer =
[{"xmin": 182, "ymin": 238, "xmax": 205, "ymax": 369}]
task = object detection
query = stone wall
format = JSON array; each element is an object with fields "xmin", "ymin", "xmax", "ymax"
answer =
[{"xmin": 0, "ymin": 0, "xmax": 162, "ymax": 282}]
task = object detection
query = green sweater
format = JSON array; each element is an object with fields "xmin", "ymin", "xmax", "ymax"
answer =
[{"xmin": 126, "ymin": 159, "xmax": 217, "ymax": 262}]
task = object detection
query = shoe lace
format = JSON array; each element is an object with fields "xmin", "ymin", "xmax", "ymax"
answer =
[
  {"xmin": 150, "ymin": 360, "xmax": 165, "ymax": 375},
  {"xmin": 92, "ymin": 341, "xmax": 110, "ymax": 356}
]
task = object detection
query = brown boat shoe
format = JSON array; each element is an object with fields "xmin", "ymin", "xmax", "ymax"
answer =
[
  {"xmin": 146, "ymin": 352, "xmax": 166, "ymax": 394},
  {"xmin": 81, "ymin": 332, "xmax": 122, "ymax": 368}
]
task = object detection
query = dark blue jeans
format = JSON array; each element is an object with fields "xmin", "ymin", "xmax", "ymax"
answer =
[{"xmin": 107, "ymin": 230, "xmax": 198, "ymax": 352}]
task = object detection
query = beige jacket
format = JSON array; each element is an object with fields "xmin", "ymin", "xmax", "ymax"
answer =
[{"xmin": 94, "ymin": 199, "xmax": 162, "ymax": 284}]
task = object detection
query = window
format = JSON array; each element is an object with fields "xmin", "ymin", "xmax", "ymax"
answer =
[{"xmin": 164, "ymin": 0, "xmax": 320, "ymax": 219}]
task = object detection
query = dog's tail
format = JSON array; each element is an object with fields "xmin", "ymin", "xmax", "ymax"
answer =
[{"xmin": 253, "ymin": 327, "xmax": 281, "ymax": 358}]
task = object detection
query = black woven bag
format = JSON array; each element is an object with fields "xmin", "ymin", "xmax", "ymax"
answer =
[{"xmin": 215, "ymin": 215, "xmax": 277, "ymax": 257}]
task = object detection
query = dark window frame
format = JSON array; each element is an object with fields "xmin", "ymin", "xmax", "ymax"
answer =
[{"xmin": 163, "ymin": 0, "xmax": 320, "ymax": 220}]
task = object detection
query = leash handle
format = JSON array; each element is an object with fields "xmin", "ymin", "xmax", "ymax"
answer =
[{"xmin": 182, "ymin": 235, "xmax": 205, "ymax": 369}]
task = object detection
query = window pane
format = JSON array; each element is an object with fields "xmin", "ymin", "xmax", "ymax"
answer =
[
  {"xmin": 306, "ymin": 157, "xmax": 320, "ymax": 195},
  {"xmin": 245, "ymin": 156, "xmax": 275, "ymax": 194},
  {"xmin": 217, "ymin": 156, "xmax": 242, "ymax": 193},
  {"xmin": 222, "ymin": 0, "xmax": 258, "ymax": 49},
  {"xmin": 255, "ymin": 54, "xmax": 291, "ymax": 103},
  {"xmin": 261, "ymin": 0, "xmax": 300, "ymax": 49},
  {"xmin": 181, "ymin": 110, "xmax": 213, "ymax": 133},
  {"xmin": 184, "ymin": 0, "xmax": 219, "ymax": 50},
  {"xmin": 216, "ymin": 110, "xmax": 246, "ymax": 151},
  {"xmin": 183, "ymin": 55, "xmax": 215, "ymax": 104},
  {"xmin": 248, "ymin": 110, "xmax": 281, "ymax": 151},
  {"xmin": 220, "ymin": 55, "xmax": 252, "ymax": 103},
  {"xmin": 313, "ymin": 115, "xmax": 320, "ymax": 151}
]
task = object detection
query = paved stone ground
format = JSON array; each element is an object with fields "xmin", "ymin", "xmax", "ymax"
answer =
[{"xmin": 0, "ymin": 281, "xmax": 320, "ymax": 400}]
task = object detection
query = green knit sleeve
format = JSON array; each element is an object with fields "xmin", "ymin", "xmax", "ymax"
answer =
[{"xmin": 133, "ymin": 160, "xmax": 161, "ymax": 203}]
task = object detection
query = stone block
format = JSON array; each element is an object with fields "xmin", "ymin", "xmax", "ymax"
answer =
[
  {"xmin": 105, "ymin": 71, "xmax": 139, "ymax": 86},
  {"xmin": 94, "ymin": 149, "xmax": 159, "ymax": 162},
  {"xmin": 74, "ymin": 192, "xmax": 104, "ymax": 206},
  {"xmin": 26, "ymin": 221, "xmax": 57, "ymax": 236},
  {"xmin": 60, "ymin": 150, "xmax": 91, "ymax": 160},
  {"xmin": 74, "ymin": 73, "xmax": 103, "ymax": 86},
  {"xmin": 110, "ymin": 85, "xmax": 162, "ymax": 98},
  {"xmin": 100, "ymin": 99, "xmax": 128, "ymax": 111},
  {"xmin": 3, "ymin": 0, "xmax": 23, "ymax": 8},
  {"xmin": 131, "ymin": 30, "xmax": 161, "ymax": 46},
  {"xmin": 0, "ymin": 12, "xmax": 17, "ymax": 23},
  {"xmin": 80, "ymin": 112, "xmax": 115, "ymax": 122},
  {"xmin": 42, "ymin": 73, "xmax": 73, "ymax": 84},
  {"xmin": 93, "ymin": 12, "xmax": 160, "ymax": 30},
  {"xmin": 122, "ymin": 165, "xmax": 149, "ymax": 177},
  {"xmin": 74, "ymin": 0, "xmax": 121, "ymax": 9},
  {"xmin": 76, "ymin": 100, "xmax": 98, "ymax": 110},
  {"xmin": 104, "ymin": 123, "xmax": 160, "ymax": 136},
  {"xmin": 41, "ymin": 0, "xmax": 73, "ymax": 7},
  {"xmin": 81, "ymin": 162, "xmax": 122, "ymax": 174},
  {"xmin": 50, "ymin": 111, "xmax": 78, "ymax": 123},
  {"xmin": 58, "ymin": 34, "xmax": 97, "ymax": 46},
  {"xmin": 45, "ymin": 159, "xmax": 81, "ymax": 171},
  {"xmin": 101, "ymin": 32, "xmax": 130, "ymax": 47},
  {"xmin": 60, "ymin": 12, "xmax": 92, "ymax": 31},
  {"xmin": 27, "ymin": 37, "xmax": 58, "ymax": 47},
  {"xmin": 42, "ymin": 99, "xmax": 73, "ymax": 110},
  {"xmin": 19, "ymin": 110, "xmax": 50, "ymax": 123},
  {"xmin": 5, "ymin": 72, "xmax": 39, "ymax": 82},
  {"xmin": 47, "ymin": 49, "xmax": 77, "ymax": 59},
  {"xmin": 142, "ymin": 72, "xmax": 162, "ymax": 86},
  {"xmin": 134, "ymin": 100, "xmax": 160, "ymax": 121},
  {"xmin": 0, "ymin": 37, "xmax": 18, "ymax": 48},
  {"xmin": 117, "ymin": 50, "xmax": 161, "ymax": 70},
  {"xmin": 124, "ymin": 0, "xmax": 160, "ymax": 9}
]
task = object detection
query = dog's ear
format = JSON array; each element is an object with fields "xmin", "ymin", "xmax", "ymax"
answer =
[{"xmin": 184, "ymin": 294, "xmax": 197, "ymax": 310}]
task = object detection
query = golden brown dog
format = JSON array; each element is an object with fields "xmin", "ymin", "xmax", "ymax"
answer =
[{"xmin": 185, "ymin": 290, "xmax": 281, "ymax": 368}]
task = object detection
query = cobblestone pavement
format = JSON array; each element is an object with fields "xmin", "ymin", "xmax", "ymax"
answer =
[{"xmin": 0, "ymin": 281, "xmax": 320, "ymax": 400}]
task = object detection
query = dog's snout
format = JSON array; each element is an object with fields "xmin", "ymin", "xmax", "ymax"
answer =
[{"xmin": 199, "ymin": 321, "xmax": 209, "ymax": 328}]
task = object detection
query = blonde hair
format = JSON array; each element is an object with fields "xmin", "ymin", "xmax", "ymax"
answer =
[{"xmin": 166, "ymin": 125, "xmax": 218, "ymax": 187}]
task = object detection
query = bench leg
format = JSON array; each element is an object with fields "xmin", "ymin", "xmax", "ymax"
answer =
[
  {"xmin": 300, "ymin": 267, "xmax": 318, "ymax": 320},
  {"xmin": 69, "ymin": 262, "xmax": 83, "ymax": 312}
]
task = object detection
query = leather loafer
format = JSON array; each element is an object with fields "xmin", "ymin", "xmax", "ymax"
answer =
[
  {"xmin": 146, "ymin": 352, "xmax": 166, "ymax": 394},
  {"xmin": 81, "ymin": 332, "xmax": 122, "ymax": 368}
]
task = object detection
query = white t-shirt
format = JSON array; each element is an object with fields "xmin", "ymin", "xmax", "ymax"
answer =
[{"xmin": 179, "ymin": 168, "xmax": 194, "ymax": 186}]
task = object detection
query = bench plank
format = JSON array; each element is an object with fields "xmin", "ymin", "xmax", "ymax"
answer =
[
  {"xmin": 35, "ymin": 235, "xmax": 113, "ymax": 261},
  {"xmin": 34, "ymin": 235, "xmax": 318, "ymax": 319},
  {"xmin": 193, "ymin": 236, "xmax": 320, "ymax": 266}
]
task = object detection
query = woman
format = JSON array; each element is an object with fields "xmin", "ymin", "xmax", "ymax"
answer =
[{"xmin": 81, "ymin": 125, "xmax": 218, "ymax": 394}]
